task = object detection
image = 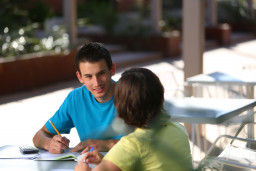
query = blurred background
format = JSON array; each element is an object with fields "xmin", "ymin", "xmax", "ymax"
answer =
[
  {"xmin": 0, "ymin": 0, "xmax": 255, "ymax": 96},
  {"xmin": 0, "ymin": 0, "xmax": 256, "ymax": 165}
]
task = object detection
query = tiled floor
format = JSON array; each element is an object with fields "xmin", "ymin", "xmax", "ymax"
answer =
[{"xmin": 0, "ymin": 39, "xmax": 255, "ymax": 166}]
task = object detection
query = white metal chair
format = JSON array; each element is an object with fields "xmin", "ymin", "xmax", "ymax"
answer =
[
  {"xmin": 197, "ymin": 122, "xmax": 256, "ymax": 170},
  {"xmin": 188, "ymin": 76, "xmax": 255, "ymax": 159}
]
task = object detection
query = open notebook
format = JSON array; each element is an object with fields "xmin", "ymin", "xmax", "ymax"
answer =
[
  {"xmin": 35, "ymin": 148, "xmax": 81, "ymax": 161},
  {"xmin": 0, "ymin": 145, "xmax": 106, "ymax": 161}
]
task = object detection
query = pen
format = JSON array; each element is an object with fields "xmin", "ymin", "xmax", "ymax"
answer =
[
  {"xmin": 85, "ymin": 147, "xmax": 93, "ymax": 163},
  {"xmin": 49, "ymin": 120, "xmax": 61, "ymax": 136}
]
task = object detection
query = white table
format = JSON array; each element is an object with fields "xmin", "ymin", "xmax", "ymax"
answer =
[
  {"xmin": 186, "ymin": 71, "xmax": 256, "ymax": 99},
  {"xmin": 0, "ymin": 159, "xmax": 76, "ymax": 171},
  {"xmin": 164, "ymin": 97, "xmax": 256, "ymax": 124},
  {"xmin": 164, "ymin": 97, "xmax": 256, "ymax": 158}
]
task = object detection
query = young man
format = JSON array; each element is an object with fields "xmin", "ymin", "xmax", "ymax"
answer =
[
  {"xmin": 75, "ymin": 68, "xmax": 193, "ymax": 171},
  {"xmin": 33, "ymin": 42, "xmax": 129, "ymax": 154}
]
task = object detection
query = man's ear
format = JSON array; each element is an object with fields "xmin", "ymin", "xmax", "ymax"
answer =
[
  {"xmin": 76, "ymin": 71, "xmax": 83, "ymax": 84},
  {"xmin": 111, "ymin": 64, "xmax": 116, "ymax": 76}
]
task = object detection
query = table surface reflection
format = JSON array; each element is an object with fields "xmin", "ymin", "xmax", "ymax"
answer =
[
  {"xmin": 186, "ymin": 71, "xmax": 256, "ymax": 85},
  {"xmin": 164, "ymin": 97, "xmax": 256, "ymax": 124},
  {"xmin": 0, "ymin": 159, "xmax": 77, "ymax": 171}
]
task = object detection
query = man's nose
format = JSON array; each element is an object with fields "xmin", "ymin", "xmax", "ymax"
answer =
[{"xmin": 93, "ymin": 76, "xmax": 101, "ymax": 86}]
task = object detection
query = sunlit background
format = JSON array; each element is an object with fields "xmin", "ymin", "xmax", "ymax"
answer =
[{"xmin": 0, "ymin": 0, "xmax": 256, "ymax": 167}]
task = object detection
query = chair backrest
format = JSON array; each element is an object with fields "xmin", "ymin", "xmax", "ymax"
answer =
[{"xmin": 197, "ymin": 123, "xmax": 256, "ymax": 170}]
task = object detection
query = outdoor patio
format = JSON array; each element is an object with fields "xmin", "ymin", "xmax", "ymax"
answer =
[{"xmin": 0, "ymin": 39, "xmax": 255, "ymax": 166}]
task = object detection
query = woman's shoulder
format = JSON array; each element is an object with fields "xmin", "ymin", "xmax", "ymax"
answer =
[{"xmin": 168, "ymin": 121, "xmax": 188, "ymax": 133}]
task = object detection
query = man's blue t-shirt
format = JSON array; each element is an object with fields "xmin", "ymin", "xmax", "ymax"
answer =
[{"xmin": 45, "ymin": 85, "xmax": 124, "ymax": 141}]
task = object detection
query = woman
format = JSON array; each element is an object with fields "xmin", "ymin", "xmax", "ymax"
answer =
[{"xmin": 75, "ymin": 68, "xmax": 193, "ymax": 171}]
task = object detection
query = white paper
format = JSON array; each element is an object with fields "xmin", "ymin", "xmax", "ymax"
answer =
[{"xmin": 0, "ymin": 145, "xmax": 37, "ymax": 159}]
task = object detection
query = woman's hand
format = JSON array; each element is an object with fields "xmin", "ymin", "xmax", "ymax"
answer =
[
  {"xmin": 74, "ymin": 161, "xmax": 92, "ymax": 171},
  {"xmin": 82, "ymin": 150, "xmax": 104, "ymax": 165}
]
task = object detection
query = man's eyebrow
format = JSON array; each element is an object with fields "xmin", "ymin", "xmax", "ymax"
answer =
[
  {"xmin": 99, "ymin": 70, "xmax": 107, "ymax": 73},
  {"xmin": 83, "ymin": 69, "xmax": 107, "ymax": 76},
  {"xmin": 83, "ymin": 73, "xmax": 92, "ymax": 77}
]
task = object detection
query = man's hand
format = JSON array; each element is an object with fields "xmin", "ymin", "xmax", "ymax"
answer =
[
  {"xmin": 70, "ymin": 139, "xmax": 118, "ymax": 153},
  {"xmin": 48, "ymin": 135, "xmax": 70, "ymax": 154},
  {"xmin": 33, "ymin": 125, "xmax": 70, "ymax": 154}
]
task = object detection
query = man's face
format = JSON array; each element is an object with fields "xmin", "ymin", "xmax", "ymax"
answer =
[{"xmin": 76, "ymin": 59, "xmax": 115, "ymax": 103}]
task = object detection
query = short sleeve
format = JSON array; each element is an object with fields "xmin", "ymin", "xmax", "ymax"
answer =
[
  {"xmin": 45, "ymin": 92, "xmax": 74, "ymax": 134},
  {"xmin": 103, "ymin": 136, "xmax": 141, "ymax": 171}
]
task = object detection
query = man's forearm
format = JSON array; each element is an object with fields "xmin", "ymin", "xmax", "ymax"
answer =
[
  {"xmin": 33, "ymin": 130, "xmax": 52, "ymax": 150},
  {"xmin": 106, "ymin": 139, "xmax": 119, "ymax": 150},
  {"xmin": 71, "ymin": 139, "xmax": 120, "ymax": 153}
]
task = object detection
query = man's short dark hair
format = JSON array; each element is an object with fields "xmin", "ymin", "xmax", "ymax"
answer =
[
  {"xmin": 114, "ymin": 68, "xmax": 164, "ymax": 128},
  {"xmin": 75, "ymin": 42, "xmax": 112, "ymax": 73}
]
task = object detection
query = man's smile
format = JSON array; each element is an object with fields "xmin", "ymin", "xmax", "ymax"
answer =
[{"xmin": 94, "ymin": 86, "xmax": 104, "ymax": 93}]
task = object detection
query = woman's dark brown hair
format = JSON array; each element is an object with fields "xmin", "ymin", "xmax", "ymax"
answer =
[{"xmin": 114, "ymin": 68, "xmax": 164, "ymax": 128}]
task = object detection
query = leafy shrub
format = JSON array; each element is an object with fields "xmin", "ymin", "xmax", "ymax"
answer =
[
  {"xmin": 0, "ymin": 0, "xmax": 31, "ymax": 32},
  {"xmin": 28, "ymin": 0, "xmax": 55, "ymax": 24},
  {"xmin": 0, "ymin": 0, "xmax": 68, "ymax": 58},
  {"xmin": 77, "ymin": 0, "xmax": 118, "ymax": 33},
  {"xmin": 218, "ymin": 0, "xmax": 255, "ymax": 23},
  {"xmin": 0, "ymin": 24, "xmax": 69, "ymax": 58}
]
